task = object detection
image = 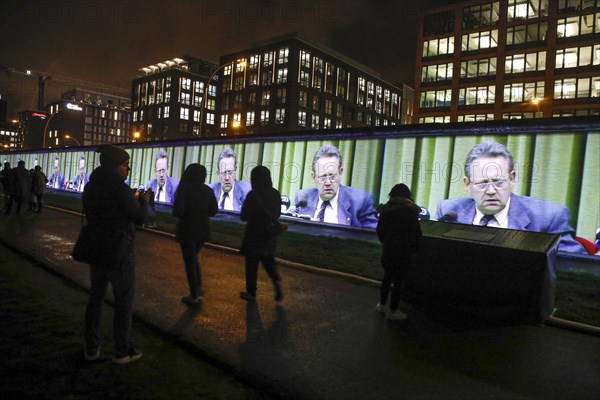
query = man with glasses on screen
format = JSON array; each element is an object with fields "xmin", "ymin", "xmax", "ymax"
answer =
[
  {"xmin": 293, "ymin": 144, "xmax": 378, "ymax": 228},
  {"xmin": 72, "ymin": 154, "xmax": 90, "ymax": 192},
  {"xmin": 48, "ymin": 156, "xmax": 65, "ymax": 189},
  {"xmin": 436, "ymin": 140, "xmax": 585, "ymax": 254},
  {"xmin": 146, "ymin": 150, "xmax": 179, "ymax": 204},
  {"xmin": 209, "ymin": 146, "xmax": 251, "ymax": 212}
]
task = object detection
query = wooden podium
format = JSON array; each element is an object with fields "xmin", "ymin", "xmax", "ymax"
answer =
[{"xmin": 402, "ymin": 220, "xmax": 560, "ymax": 324}]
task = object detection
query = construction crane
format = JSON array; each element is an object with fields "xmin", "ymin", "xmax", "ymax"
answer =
[{"xmin": 0, "ymin": 64, "xmax": 126, "ymax": 110}]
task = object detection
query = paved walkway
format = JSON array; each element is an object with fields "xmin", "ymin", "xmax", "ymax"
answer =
[{"xmin": 1, "ymin": 206, "xmax": 599, "ymax": 400}]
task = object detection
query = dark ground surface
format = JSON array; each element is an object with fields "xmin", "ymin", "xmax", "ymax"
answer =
[{"xmin": 0, "ymin": 245, "xmax": 274, "ymax": 400}]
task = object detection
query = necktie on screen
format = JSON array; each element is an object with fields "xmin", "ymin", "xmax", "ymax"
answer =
[
  {"xmin": 219, "ymin": 192, "xmax": 229, "ymax": 210},
  {"xmin": 156, "ymin": 187, "xmax": 163, "ymax": 202},
  {"xmin": 317, "ymin": 201, "xmax": 329, "ymax": 222},
  {"xmin": 479, "ymin": 214, "xmax": 495, "ymax": 226}
]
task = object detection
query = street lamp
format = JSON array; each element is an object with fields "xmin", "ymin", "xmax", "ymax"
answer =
[
  {"xmin": 132, "ymin": 131, "xmax": 144, "ymax": 142},
  {"xmin": 198, "ymin": 60, "xmax": 246, "ymax": 137},
  {"xmin": 531, "ymin": 97, "xmax": 542, "ymax": 117},
  {"xmin": 42, "ymin": 111, "xmax": 60, "ymax": 149},
  {"xmin": 64, "ymin": 134, "xmax": 81, "ymax": 146},
  {"xmin": 231, "ymin": 120, "xmax": 249, "ymax": 134}
]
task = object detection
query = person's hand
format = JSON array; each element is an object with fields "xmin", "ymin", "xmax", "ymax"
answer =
[{"xmin": 140, "ymin": 190, "xmax": 151, "ymax": 203}]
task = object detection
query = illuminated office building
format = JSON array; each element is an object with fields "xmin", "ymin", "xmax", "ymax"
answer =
[
  {"xmin": 213, "ymin": 34, "xmax": 411, "ymax": 137},
  {"xmin": 131, "ymin": 56, "xmax": 218, "ymax": 140},
  {"xmin": 415, "ymin": 0, "xmax": 600, "ymax": 123},
  {"xmin": 0, "ymin": 122, "xmax": 18, "ymax": 151},
  {"xmin": 42, "ymin": 88, "xmax": 131, "ymax": 148}
]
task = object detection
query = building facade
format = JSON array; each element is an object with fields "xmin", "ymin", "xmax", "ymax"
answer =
[
  {"xmin": 415, "ymin": 0, "xmax": 600, "ymax": 123},
  {"xmin": 131, "ymin": 56, "xmax": 218, "ymax": 140},
  {"xmin": 213, "ymin": 34, "xmax": 410, "ymax": 137},
  {"xmin": 41, "ymin": 88, "xmax": 130, "ymax": 148}
]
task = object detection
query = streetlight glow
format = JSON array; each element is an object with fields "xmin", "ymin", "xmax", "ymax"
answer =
[
  {"xmin": 64, "ymin": 134, "xmax": 81, "ymax": 146},
  {"xmin": 198, "ymin": 60, "xmax": 246, "ymax": 137}
]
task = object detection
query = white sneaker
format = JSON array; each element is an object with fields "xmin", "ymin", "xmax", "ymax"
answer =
[
  {"xmin": 387, "ymin": 309, "xmax": 408, "ymax": 321},
  {"xmin": 375, "ymin": 302, "xmax": 386, "ymax": 313}
]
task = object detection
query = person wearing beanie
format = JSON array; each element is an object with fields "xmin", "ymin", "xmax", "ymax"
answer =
[
  {"xmin": 375, "ymin": 183, "xmax": 422, "ymax": 321},
  {"xmin": 81, "ymin": 144, "xmax": 150, "ymax": 364}
]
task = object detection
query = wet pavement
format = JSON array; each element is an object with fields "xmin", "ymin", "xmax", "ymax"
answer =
[{"xmin": 1, "ymin": 206, "xmax": 599, "ymax": 400}]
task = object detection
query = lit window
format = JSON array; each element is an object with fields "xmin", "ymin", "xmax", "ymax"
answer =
[
  {"xmin": 278, "ymin": 47, "xmax": 289, "ymax": 64},
  {"xmin": 260, "ymin": 110, "xmax": 269, "ymax": 125},
  {"xmin": 180, "ymin": 107, "xmax": 189, "ymax": 120},
  {"xmin": 298, "ymin": 111, "xmax": 307, "ymax": 127},
  {"xmin": 275, "ymin": 108, "xmax": 285, "ymax": 124},
  {"xmin": 246, "ymin": 111, "xmax": 255, "ymax": 126},
  {"xmin": 220, "ymin": 114, "xmax": 228, "ymax": 128},
  {"xmin": 277, "ymin": 68, "xmax": 288, "ymax": 84}
]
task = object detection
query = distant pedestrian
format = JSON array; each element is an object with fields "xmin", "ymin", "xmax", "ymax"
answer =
[
  {"xmin": 29, "ymin": 168, "xmax": 37, "ymax": 211},
  {"xmin": 173, "ymin": 163, "xmax": 218, "ymax": 305},
  {"xmin": 376, "ymin": 183, "xmax": 422, "ymax": 320},
  {"xmin": 1, "ymin": 162, "xmax": 14, "ymax": 214},
  {"xmin": 10, "ymin": 160, "xmax": 29, "ymax": 215},
  {"xmin": 239, "ymin": 166, "xmax": 283, "ymax": 302},
  {"xmin": 32, "ymin": 166, "xmax": 48, "ymax": 213},
  {"xmin": 83, "ymin": 144, "xmax": 149, "ymax": 364}
]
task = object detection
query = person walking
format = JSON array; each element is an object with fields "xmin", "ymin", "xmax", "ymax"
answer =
[
  {"xmin": 82, "ymin": 144, "xmax": 149, "ymax": 364},
  {"xmin": 31, "ymin": 166, "xmax": 48, "ymax": 213},
  {"xmin": 172, "ymin": 164, "xmax": 218, "ymax": 305},
  {"xmin": 10, "ymin": 160, "xmax": 29, "ymax": 215},
  {"xmin": 376, "ymin": 183, "xmax": 422, "ymax": 320},
  {"xmin": 1, "ymin": 162, "xmax": 14, "ymax": 215},
  {"xmin": 239, "ymin": 166, "xmax": 283, "ymax": 302}
]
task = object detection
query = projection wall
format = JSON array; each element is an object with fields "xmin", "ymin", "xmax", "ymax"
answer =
[{"xmin": 3, "ymin": 119, "xmax": 599, "ymax": 254}]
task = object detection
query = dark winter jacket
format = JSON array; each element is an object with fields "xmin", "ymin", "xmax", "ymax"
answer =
[
  {"xmin": 82, "ymin": 166, "xmax": 148, "ymax": 257},
  {"xmin": 173, "ymin": 183, "xmax": 218, "ymax": 243},
  {"xmin": 376, "ymin": 196, "xmax": 422, "ymax": 266},
  {"xmin": 240, "ymin": 166, "xmax": 281, "ymax": 258}
]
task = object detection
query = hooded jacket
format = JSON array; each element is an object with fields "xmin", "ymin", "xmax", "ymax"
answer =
[{"xmin": 376, "ymin": 196, "xmax": 422, "ymax": 264}]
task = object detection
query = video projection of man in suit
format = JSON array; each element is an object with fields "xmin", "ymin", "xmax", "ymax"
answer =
[
  {"xmin": 209, "ymin": 146, "xmax": 251, "ymax": 212},
  {"xmin": 294, "ymin": 144, "xmax": 378, "ymax": 229},
  {"xmin": 436, "ymin": 140, "xmax": 585, "ymax": 254}
]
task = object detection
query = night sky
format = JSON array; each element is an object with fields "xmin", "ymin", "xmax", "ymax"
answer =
[{"xmin": 0, "ymin": 0, "xmax": 447, "ymax": 118}]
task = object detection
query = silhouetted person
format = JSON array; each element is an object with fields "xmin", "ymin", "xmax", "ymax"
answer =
[
  {"xmin": 239, "ymin": 166, "xmax": 283, "ymax": 302},
  {"xmin": 11, "ymin": 160, "xmax": 29, "ymax": 215},
  {"xmin": 83, "ymin": 144, "xmax": 149, "ymax": 364},
  {"xmin": 376, "ymin": 183, "xmax": 422, "ymax": 320},
  {"xmin": 173, "ymin": 164, "xmax": 218, "ymax": 305},
  {"xmin": 32, "ymin": 166, "xmax": 48, "ymax": 213},
  {"xmin": 1, "ymin": 162, "xmax": 14, "ymax": 215}
]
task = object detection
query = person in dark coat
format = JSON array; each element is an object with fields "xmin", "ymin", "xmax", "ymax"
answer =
[
  {"xmin": 173, "ymin": 163, "xmax": 218, "ymax": 305},
  {"xmin": 31, "ymin": 166, "xmax": 48, "ymax": 213},
  {"xmin": 239, "ymin": 166, "xmax": 283, "ymax": 302},
  {"xmin": 82, "ymin": 144, "xmax": 149, "ymax": 364},
  {"xmin": 376, "ymin": 183, "xmax": 422, "ymax": 320},
  {"xmin": 2, "ymin": 162, "xmax": 14, "ymax": 215},
  {"xmin": 11, "ymin": 160, "xmax": 30, "ymax": 215}
]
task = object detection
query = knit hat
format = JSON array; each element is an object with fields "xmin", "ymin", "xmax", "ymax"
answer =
[
  {"xmin": 389, "ymin": 183, "xmax": 412, "ymax": 199},
  {"xmin": 96, "ymin": 144, "xmax": 129, "ymax": 169}
]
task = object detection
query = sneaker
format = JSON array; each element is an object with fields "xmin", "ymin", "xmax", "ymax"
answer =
[
  {"xmin": 239, "ymin": 291, "xmax": 256, "ymax": 301},
  {"xmin": 181, "ymin": 295, "xmax": 201, "ymax": 305},
  {"xmin": 84, "ymin": 347, "xmax": 100, "ymax": 361},
  {"xmin": 113, "ymin": 348, "xmax": 142, "ymax": 365},
  {"xmin": 387, "ymin": 309, "xmax": 408, "ymax": 321},
  {"xmin": 375, "ymin": 302, "xmax": 386, "ymax": 314},
  {"xmin": 274, "ymin": 282, "xmax": 283, "ymax": 302}
]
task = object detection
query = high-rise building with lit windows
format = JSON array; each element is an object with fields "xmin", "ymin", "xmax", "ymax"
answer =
[
  {"xmin": 43, "ymin": 88, "xmax": 131, "ymax": 148},
  {"xmin": 212, "ymin": 33, "xmax": 411, "ymax": 137},
  {"xmin": 131, "ymin": 56, "xmax": 217, "ymax": 140},
  {"xmin": 415, "ymin": 0, "xmax": 600, "ymax": 123}
]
